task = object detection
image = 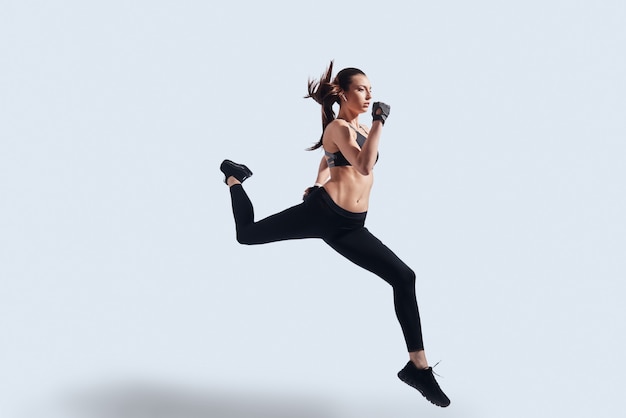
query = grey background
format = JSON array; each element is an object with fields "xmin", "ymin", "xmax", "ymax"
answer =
[{"xmin": 1, "ymin": 1, "xmax": 624, "ymax": 417}]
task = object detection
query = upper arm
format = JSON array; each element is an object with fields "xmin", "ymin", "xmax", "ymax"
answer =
[
  {"xmin": 323, "ymin": 121, "xmax": 361, "ymax": 166},
  {"xmin": 315, "ymin": 155, "xmax": 330, "ymax": 183},
  {"xmin": 318, "ymin": 154, "xmax": 329, "ymax": 174}
]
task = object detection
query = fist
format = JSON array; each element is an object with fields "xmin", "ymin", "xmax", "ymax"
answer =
[
  {"xmin": 372, "ymin": 102, "xmax": 390, "ymax": 124},
  {"xmin": 302, "ymin": 185, "xmax": 320, "ymax": 201}
]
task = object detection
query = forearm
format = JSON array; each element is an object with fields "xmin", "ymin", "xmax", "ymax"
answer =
[{"xmin": 356, "ymin": 120, "xmax": 383, "ymax": 174}]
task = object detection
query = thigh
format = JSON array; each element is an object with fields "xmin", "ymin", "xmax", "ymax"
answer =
[
  {"xmin": 238, "ymin": 202, "xmax": 323, "ymax": 244},
  {"xmin": 325, "ymin": 227, "xmax": 411, "ymax": 285}
]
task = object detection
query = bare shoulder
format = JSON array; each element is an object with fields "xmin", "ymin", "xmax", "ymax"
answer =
[
  {"xmin": 326, "ymin": 119, "xmax": 351, "ymax": 133},
  {"xmin": 323, "ymin": 120, "xmax": 354, "ymax": 149}
]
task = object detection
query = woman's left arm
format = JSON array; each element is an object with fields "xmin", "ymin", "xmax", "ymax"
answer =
[
  {"xmin": 303, "ymin": 156, "xmax": 329, "ymax": 199},
  {"xmin": 313, "ymin": 155, "xmax": 330, "ymax": 186}
]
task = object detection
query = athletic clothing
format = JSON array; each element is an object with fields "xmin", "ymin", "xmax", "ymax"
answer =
[
  {"xmin": 228, "ymin": 184, "xmax": 424, "ymax": 352},
  {"xmin": 325, "ymin": 125, "xmax": 379, "ymax": 168}
]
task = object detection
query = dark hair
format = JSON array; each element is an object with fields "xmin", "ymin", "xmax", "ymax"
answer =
[{"xmin": 305, "ymin": 61, "xmax": 366, "ymax": 151}]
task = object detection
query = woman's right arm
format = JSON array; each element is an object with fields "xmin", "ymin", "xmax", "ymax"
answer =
[
  {"xmin": 327, "ymin": 102, "xmax": 390, "ymax": 176},
  {"xmin": 325, "ymin": 121, "xmax": 379, "ymax": 176}
]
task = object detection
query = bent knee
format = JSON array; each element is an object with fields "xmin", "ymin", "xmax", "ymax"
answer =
[
  {"xmin": 396, "ymin": 267, "xmax": 416, "ymax": 289},
  {"xmin": 236, "ymin": 232, "xmax": 253, "ymax": 245}
]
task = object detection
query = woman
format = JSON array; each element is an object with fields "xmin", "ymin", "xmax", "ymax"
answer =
[{"xmin": 220, "ymin": 61, "xmax": 450, "ymax": 407}]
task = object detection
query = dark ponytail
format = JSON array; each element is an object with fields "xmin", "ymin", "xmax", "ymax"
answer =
[{"xmin": 305, "ymin": 61, "xmax": 366, "ymax": 151}]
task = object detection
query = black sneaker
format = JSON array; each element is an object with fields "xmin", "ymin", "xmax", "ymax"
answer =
[
  {"xmin": 220, "ymin": 159, "xmax": 253, "ymax": 184},
  {"xmin": 397, "ymin": 361, "xmax": 450, "ymax": 407}
]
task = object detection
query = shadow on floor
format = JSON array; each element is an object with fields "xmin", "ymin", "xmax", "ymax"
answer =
[{"xmin": 62, "ymin": 382, "xmax": 340, "ymax": 418}]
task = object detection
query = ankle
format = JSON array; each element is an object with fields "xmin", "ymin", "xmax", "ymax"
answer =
[
  {"xmin": 409, "ymin": 350, "xmax": 429, "ymax": 369},
  {"xmin": 226, "ymin": 176, "xmax": 241, "ymax": 187}
]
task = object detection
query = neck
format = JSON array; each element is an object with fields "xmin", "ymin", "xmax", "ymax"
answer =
[{"xmin": 337, "ymin": 109, "xmax": 360, "ymax": 128}]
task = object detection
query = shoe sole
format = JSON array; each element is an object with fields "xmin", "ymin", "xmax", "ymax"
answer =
[{"xmin": 398, "ymin": 368, "xmax": 450, "ymax": 408}]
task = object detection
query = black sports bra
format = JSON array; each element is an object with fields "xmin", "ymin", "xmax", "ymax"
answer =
[{"xmin": 324, "ymin": 125, "xmax": 378, "ymax": 168}]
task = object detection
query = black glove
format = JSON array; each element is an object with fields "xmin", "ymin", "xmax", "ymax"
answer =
[
  {"xmin": 372, "ymin": 102, "xmax": 390, "ymax": 125},
  {"xmin": 303, "ymin": 185, "xmax": 320, "ymax": 201}
]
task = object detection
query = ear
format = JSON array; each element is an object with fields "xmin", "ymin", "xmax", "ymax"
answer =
[{"xmin": 340, "ymin": 92, "xmax": 347, "ymax": 101}]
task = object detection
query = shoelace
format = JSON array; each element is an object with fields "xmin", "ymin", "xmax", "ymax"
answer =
[{"xmin": 431, "ymin": 361, "xmax": 444, "ymax": 378}]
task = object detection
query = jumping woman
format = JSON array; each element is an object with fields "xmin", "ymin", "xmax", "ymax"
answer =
[{"xmin": 220, "ymin": 61, "xmax": 450, "ymax": 407}]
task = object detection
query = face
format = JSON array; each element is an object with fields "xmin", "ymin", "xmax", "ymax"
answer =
[{"xmin": 341, "ymin": 74, "xmax": 372, "ymax": 114}]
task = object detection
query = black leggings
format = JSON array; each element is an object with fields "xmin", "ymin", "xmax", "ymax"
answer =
[{"xmin": 228, "ymin": 184, "xmax": 424, "ymax": 352}]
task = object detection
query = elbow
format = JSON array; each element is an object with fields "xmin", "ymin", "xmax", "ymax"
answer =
[
  {"xmin": 354, "ymin": 155, "xmax": 374, "ymax": 176},
  {"xmin": 356, "ymin": 165, "xmax": 372, "ymax": 176}
]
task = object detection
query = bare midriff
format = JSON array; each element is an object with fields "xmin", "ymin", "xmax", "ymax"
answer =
[{"xmin": 323, "ymin": 166, "xmax": 374, "ymax": 213}]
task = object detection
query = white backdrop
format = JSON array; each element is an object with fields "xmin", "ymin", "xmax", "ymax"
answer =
[{"xmin": 2, "ymin": 1, "xmax": 625, "ymax": 417}]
